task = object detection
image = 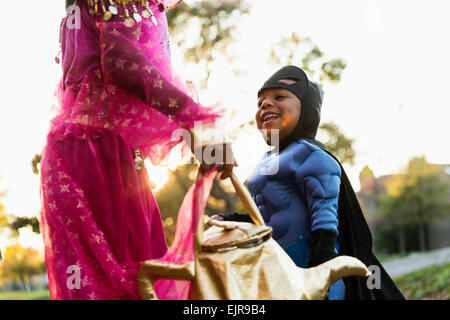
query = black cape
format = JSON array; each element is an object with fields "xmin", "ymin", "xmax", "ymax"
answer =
[{"xmin": 304, "ymin": 138, "xmax": 406, "ymax": 300}]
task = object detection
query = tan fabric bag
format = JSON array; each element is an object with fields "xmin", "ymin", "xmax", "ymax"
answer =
[{"xmin": 138, "ymin": 172, "xmax": 370, "ymax": 300}]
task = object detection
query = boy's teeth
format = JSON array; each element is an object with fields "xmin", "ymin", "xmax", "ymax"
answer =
[{"xmin": 263, "ymin": 114, "xmax": 279, "ymax": 122}]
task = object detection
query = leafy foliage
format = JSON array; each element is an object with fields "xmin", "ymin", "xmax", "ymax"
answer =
[
  {"xmin": 9, "ymin": 217, "xmax": 40, "ymax": 235},
  {"xmin": 377, "ymin": 157, "xmax": 450, "ymax": 252},
  {"xmin": 395, "ymin": 262, "xmax": 450, "ymax": 300},
  {"xmin": 31, "ymin": 153, "xmax": 42, "ymax": 175},
  {"xmin": 166, "ymin": 0, "xmax": 249, "ymax": 88},
  {"xmin": 318, "ymin": 122, "xmax": 356, "ymax": 165},
  {"xmin": 379, "ymin": 157, "xmax": 450, "ymax": 226},
  {"xmin": 0, "ymin": 243, "xmax": 46, "ymax": 289},
  {"xmin": 1, "ymin": 177, "xmax": 10, "ymax": 257},
  {"xmin": 270, "ymin": 33, "xmax": 347, "ymax": 85},
  {"xmin": 2, "ymin": 173, "xmax": 41, "ymax": 237},
  {"xmin": 0, "ymin": 195, "xmax": 8, "ymax": 234}
]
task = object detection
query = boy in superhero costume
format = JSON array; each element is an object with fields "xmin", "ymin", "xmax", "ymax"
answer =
[{"xmin": 212, "ymin": 66, "xmax": 404, "ymax": 300}]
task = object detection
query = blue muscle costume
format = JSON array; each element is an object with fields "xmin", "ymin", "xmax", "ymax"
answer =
[
  {"xmin": 222, "ymin": 66, "xmax": 405, "ymax": 300},
  {"xmin": 247, "ymin": 140, "xmax": 341, "ymax": 249},
  {"xmin": 247, "ymin": 139, "xmax": 345, "ymax": 300}
]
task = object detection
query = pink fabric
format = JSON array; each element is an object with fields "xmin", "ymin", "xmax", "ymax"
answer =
[
  {"xmin": 160, "ymin": 0, "xmax": 183, "ymax": 9},
  {"xmin": 154, "ymin": 169, "xmax": 216, "ymax": 300},
  {"xmin": 40, "ymin": 1, "xmax": 220, "ymax": 300}
]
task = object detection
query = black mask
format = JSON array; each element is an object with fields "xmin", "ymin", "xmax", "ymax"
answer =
[{"xmin": 258, "ymin": 66, "xmax": 324, "ymax": 152}]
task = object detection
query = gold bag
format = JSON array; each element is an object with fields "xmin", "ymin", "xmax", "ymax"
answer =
[{"xmin": 138, "ymin": 172, "xmax": 371, "ymax": 300}]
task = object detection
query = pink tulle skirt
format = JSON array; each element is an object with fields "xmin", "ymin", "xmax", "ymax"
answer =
[{"xmin": 40, "ymin": 123, "xmax": 168, "ymax": 299}]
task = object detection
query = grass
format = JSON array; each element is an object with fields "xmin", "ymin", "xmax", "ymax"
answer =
[
  {"xmin": 376, "ymin": 252, "xmax": 410, "ymax": 263},
  {"xmin": 0, "ymin": 289, "xmax": 50, "ymax": 300},
  {"xmin": 394, "ymin": 262, "xmax": 450, "ymax": 300}
]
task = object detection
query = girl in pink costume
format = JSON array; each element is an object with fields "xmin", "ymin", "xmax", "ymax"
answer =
[{"xmin": 40, "ymin": 0, "xmax": 231, "ymax": 299}]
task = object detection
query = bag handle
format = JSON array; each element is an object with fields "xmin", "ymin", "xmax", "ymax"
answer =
[
  {"xmin": 194, "ymin": 169, "xmax": 265, "ymax": 255},
  {"xmin": 229, "ymin": 172, "xmax": 265, "ymax": 226}
]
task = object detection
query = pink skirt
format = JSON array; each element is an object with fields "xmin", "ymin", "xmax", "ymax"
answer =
[{"xmin": 40, "ymin": 123, "xmax": 168, "ymax": 299}]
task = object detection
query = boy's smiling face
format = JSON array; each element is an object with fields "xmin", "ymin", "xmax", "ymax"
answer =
[{"xmin": 256, "ymin": 87, "xmax": 301, "ymax": 144}]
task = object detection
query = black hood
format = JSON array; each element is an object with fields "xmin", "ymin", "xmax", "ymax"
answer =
[{"xmin": 258, "ymin": 66, "xmax": 324, "ymax": 152}]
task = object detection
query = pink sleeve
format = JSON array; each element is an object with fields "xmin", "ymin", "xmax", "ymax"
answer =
[
  {"xmin": 90, "ymin": 12, "xmax": 222, "ymax": 164},
  {"xmin": 100, "ymin": 23, "xmax": 194, "ymax": 120},
  {"xmin": 98, "ymin": 16, "xmax": 221, "ymax": 127}
]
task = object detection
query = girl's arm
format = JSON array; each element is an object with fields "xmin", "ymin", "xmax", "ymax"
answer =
[{"xmin": 99, "ymin": 20, "xmax": 217, "ymax": 123}]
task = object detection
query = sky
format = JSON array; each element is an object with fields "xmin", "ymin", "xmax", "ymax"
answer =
[{"xmin": 0, "ymin": 0, "xmax": 449, "ymax": 249}]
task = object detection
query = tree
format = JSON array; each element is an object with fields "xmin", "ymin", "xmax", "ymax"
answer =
[
  {"xmin": 0, "ymin": 243, "xmax": 46, "ymax": 290},
  {"xmin": 318, "ymin": 122, "xmax": 356, "ymax": 165},
  {"xmin": 9, "ymin": 217, "xmax": 40, "ymax": 236},
  {"xmin": 166, "ymin": 0, "xmax": 249, "ymax": 89},
  {"xmin": 31, "ymin": 153, "xmax": 42, "ymax": 176},
  {"xmin": 0, "ymin": 185, "xmax": 7, "ymax": 261},
  {"xmin": 379, "ymin": 156, "xmax": 450, "ymax": 252},
  {"xmin": 0, "ymin": 175, "xmax": 42, "ymax": 264},
  {"xmin": 270, "ymin": 33, "xmax": 346, "ymax": 85},
  {"xmin": 378, "ymin": 193, "xmax": 409, "ymax": 254},
  {"xmin": 0, "ymin": 180, "xmax": 7, "ymax": 233},
  {"xmin": 6, "ymin": 160, "xmax": 41, "ymax": 236}
]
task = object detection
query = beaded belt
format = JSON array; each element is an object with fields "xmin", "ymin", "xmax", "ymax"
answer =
[{"xmin": 88, "ymin": 0, "xmax": 166, "ymax": 26}]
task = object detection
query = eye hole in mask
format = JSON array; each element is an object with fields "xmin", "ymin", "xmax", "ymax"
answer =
[{"xmin": 277, "ymin": 78, "xmax": 298, "ymax": 85}]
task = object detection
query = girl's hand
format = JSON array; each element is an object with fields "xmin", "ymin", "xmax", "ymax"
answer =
[{"xmin": 198, "ymin": 143, "xmax": 238, "ymax": 180}]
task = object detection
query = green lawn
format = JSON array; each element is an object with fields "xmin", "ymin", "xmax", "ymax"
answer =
[
  {"xmin": 376, "ymin": 252, "xmax": 410, "ymax": 263},
  {"xmin": 0, "ymin": 289, "xmax": 50, "ymax": 300},
  {"xmin": 394, "ymin": 262, "xmax": 450, "ymax": 300}
]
